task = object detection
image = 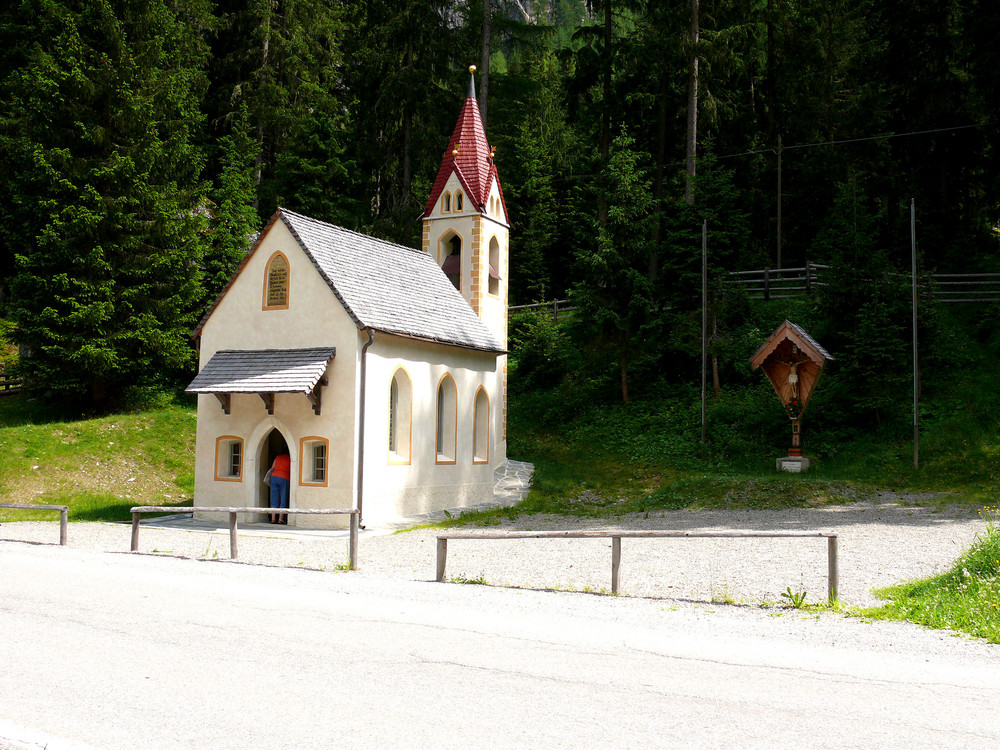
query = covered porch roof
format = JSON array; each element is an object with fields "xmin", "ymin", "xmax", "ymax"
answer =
[{"xmin": 186, "ymin": 347, "xmax": 335, "ymax": 415}]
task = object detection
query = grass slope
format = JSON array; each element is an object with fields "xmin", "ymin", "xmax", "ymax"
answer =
[
  {"xmin": 859, "ymin": 509, "xmax": 1000, "ymax": 643},
  {"xmin": 0, "ymin": 394, "xmax": 195, "ymax": 522}
]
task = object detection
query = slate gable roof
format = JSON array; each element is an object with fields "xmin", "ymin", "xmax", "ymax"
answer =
[
  {"xmin": 281, "ymin": 210, "xmax": 504, "ymax": 353},
  {"xmin": 186, "ymin": 347, "xmax": 335, "ymax": 394},
  {"xmin": 194, "ymin": 209, "xmax": 505, "ymax": 355}
]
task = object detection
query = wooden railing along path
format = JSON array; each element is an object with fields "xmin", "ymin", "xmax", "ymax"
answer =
[
  {"xmin": 435, "ymin": 529, "xmax": 840, "ymax": 604},
  {"xmin": 0, "ymin": 503, "xmax": 69, "ymax": 545},
  {"xmin": 130, "ymin": 506, "xmax": 360, "ymax": 569}
]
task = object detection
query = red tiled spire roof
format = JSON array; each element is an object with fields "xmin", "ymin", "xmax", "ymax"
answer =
[{"xmin": 423, "ymin": 74, "xmax": 503, "ymax": 218}]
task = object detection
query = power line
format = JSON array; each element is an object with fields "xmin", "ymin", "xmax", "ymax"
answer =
[
  {"xmin": 717, "ymin": 123, "xmax": 985, "ymax": 161},
  {"xmin": 549, "ymin": 123, "xmax": 986, "ymax": 182}
]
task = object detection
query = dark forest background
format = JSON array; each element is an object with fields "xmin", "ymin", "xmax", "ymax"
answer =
[{"xmin": 1, "ymin": 0, "xmax": 998, "ymax": 427}]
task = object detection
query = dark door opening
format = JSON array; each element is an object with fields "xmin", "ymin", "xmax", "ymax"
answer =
[{"xmin": 259, "ymin": 429, "xmax": 290, "ymax": 519}]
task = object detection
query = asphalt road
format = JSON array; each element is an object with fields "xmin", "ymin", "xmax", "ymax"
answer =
[{"xmin": 2, "ymin": 541, "xmax": 999, "ymax": 750}]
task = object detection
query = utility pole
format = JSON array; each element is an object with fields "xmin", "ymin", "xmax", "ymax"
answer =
[
  {"xmin": 685, "ymin": 0, "xmax": 699, "ymax": 205},
  {"xmin": 776, "ymin": 134, "xmax": 783, "ymax": 270},
  {"xmin": 911, "ymin": 199, "xmax": 919, "ymax": 469},
  {"xmin": 701, "ymin": 221, "xmax": 707, "ymax": 449}
]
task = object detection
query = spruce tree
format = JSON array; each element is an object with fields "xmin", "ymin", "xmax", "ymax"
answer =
[
  {"xmin": 206, "ymin": 103, "xmax": 261, "ymax": 302},
  {"xmin": 571, "ymin": 133, "xmax": 655, "ymax": 403},
  {"xmin": 0, "ymin": 0, "xmax": 212, "ymax": 408}
]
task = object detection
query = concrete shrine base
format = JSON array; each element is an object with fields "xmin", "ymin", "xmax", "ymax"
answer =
[{"xmin": 776, "ymin": 455, "xmax": 811, "ymax": 472}]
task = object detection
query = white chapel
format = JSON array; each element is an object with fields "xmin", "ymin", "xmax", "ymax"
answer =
[{"xmin": 185, "ymin": 72, "xmax": 510, "ymax": 527}]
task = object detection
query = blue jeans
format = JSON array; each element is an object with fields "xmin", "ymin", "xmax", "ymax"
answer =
[{"xmin": 269, "ymin": 476, "xmax": 289, "ymax": 509}]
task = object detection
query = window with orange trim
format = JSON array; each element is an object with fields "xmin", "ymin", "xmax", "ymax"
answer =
[
  {"xmin": 388, "ymin": 368, "xmax": 412, "ymax": 463},
  {"xmin": 299, "ymin": 437, "xmax": 329, "ymax": 486},
  {"xmin": 435, "ymin": 374, "xmax": 457, "ymax": 463},
  {"xmin": 488, "ymin": 237, "xmax": 500, "ymax": 297},
  {"xmin": 473, "ymin": 388, "xmax": 489, "ymax": 463},
  {"xmin": 263, "ymin": 252, "xmax": 290, "ymax": 309},
  {"xmin": 214, "ymin": 436, "xmax": 244, "ymax": 481}
]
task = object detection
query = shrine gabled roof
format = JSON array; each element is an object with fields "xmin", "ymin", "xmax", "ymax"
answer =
[
  {"xmin": 423, "ymin": 77, "xmax": 505, "ymax": 220},
  {"xmin": 186, "ymin": 348, "xmax": 335, "ymax": 394},
  {"xmin": 750, "ymin": 320, "xmax": 834, "ymax": 369}
]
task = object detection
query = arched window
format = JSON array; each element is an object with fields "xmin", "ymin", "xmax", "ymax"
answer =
[
  {"xmin": 473, "ymin": 387, "xmax": 489, "ymax": 463},
  {"xmin": 488, "ymin": 236, "xmax": 501, "ymax": 297},
  {"xmin": 455, "ymin": 191, "xmax": 464, "ymax": 211},
  {"xmin": 443, "ymin": 192, "xmax": 452, "ymax": 213},
  {"xmin": 388, "ymin": 368, "xmax": 412, "ymax": 463},
  {"xmin": 263, "ymin": 252, "xmax": 290, "ymax": 310},
  {"xmin": 440, "ymin": 232, "xmax": 462, "ymax": 291},
  {"xmin": 435, "ymin": 373, "xmax": 457, "ymax": 463}
]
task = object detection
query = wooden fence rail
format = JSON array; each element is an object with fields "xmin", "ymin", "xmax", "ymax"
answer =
[
  {"xmin": 723, "ymin": 264, "xmax": 829, "ymax": 301},
  {"xmin": 509, "ymin": 299, "xmax": 577, "ymax": 321},
  {"xmin": 435, "ymin": 529, "xmax": 839, "ymax": 604},
  {"xmin": 0, "ymin": 376, "xmax": 23, "ymax": 396},
  {"xmin": 931, "ymin": 272, "xmax": 1000, "ymax": 303},
  {"xmin": 512, "ymin": 267, "xmax": 1000, "ymax": 315},
  {"xmin": 725, "ymin": 265, "xmax": 1000, "ymax": 304},
  {"xmin": 130, "ymin": 506, "xmax": 360, "ymax": 569},
  {"xmin": 0, "ymin": 503, "xmax": 69, "ymax": 546}
]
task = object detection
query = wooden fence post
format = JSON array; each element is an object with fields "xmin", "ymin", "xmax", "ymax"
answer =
[
  {"xmin": 764, "ymin": 267, "xmax": 771, "ymax": 301},
  {"xmin": 59, "ymin": 508, "xmax": 68, "ymax": 546},
  {"xmin": 229, "ymin": 512, "xmax": 239, "ymax": 560},
  {"xmin": 349, "ymin": 511, "xmax": 359, "ymax": 570},
  {"xmin": 131, "ymin": 512, "xmax": 141, "ymax": 552},
  {"xmin": 436, "ymin": 538, "xmax": 448, "ymax": 582},
  {"xmin": 828, "ymin": 535, "xmax": 839, "ymax": 604},
  {"xmin": 611, "ymin": 536, "xmax": 621, "ymax": 594}
]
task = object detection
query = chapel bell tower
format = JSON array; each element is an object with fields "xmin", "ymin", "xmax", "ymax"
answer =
[
  {"xmin": 421, "ymin": 65, "xmax": 509, "ymax": 459},
  {"xmin": 421, "ymin": 66, "xmax": 509, "ymax": 347}
]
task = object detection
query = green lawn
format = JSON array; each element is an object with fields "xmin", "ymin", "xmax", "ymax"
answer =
[{"xmin": 0, "ymin": 394, "xmax": 196, "ymax": 522}]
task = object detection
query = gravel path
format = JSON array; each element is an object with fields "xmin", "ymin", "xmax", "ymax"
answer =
[{"xmin": 1, "ymin": 496, "xmax": 987, "ymax": 609}]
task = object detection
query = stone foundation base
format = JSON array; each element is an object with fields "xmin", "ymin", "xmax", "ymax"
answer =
[{"xmin": 776, "ymin": 455, "xmax": 811, "ymax": 473}]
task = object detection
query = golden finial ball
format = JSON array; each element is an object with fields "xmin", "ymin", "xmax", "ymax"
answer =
[{"xmin": 469, "ymin": 65, "xmax": 477, "ymax": 74}]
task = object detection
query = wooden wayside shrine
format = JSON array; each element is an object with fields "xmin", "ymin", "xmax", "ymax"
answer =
[{"xmin": 750, "ymin": 320, "xmax": 833, "ymax": 471}]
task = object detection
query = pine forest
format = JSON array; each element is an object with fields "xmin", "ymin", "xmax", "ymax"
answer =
[{"xmin": 1, "ymin": 0, "xmax": 999, "ymax": 437}]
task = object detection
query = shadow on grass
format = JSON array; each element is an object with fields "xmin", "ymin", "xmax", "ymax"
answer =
[{"xmin": 55, "ymin": 493, "xmax": 195, "ymax": 523}]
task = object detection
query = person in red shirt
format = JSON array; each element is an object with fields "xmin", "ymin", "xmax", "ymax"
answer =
[{"xmin": 268, "ymin": 453, "xmax": 291, "ymax": 524}]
